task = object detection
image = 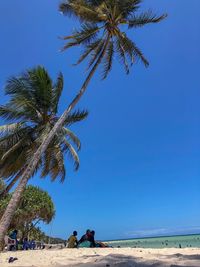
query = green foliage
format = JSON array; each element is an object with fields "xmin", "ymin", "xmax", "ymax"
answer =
[
  {"xmin": 28, "ymin": 226, "xmax": 47, "ymax": 241},
  {"xmin": 0, "ymin": 185, "xmax": 55, "ymax": 235},
  {"xmin": 27, "ymin": 226, "xmax": 65, "ymax": 243},
  {"xmin": 0, "ymin": 67, "xmax": 88, "ymax": 192},
  {"xmin": 60, "ymin": 0, "xmax": 167, "ymax": 78},
  {"xmin": 0, "ymin": 179, "xmax": 5, "ymax": 194}
]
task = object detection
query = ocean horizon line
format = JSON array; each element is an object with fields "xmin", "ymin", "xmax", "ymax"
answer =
[{"xmin": 105, "ymin": 232, "xmax": 200, "ymax": 242}]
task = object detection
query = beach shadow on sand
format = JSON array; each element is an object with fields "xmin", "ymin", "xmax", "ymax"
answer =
[
  {"xmin": 6, "ymin": 252, "xmax": 200, "ymax": 267},
  {"xmin": 170, "ymin": 253, "xmax": 200, "ymax": 260},
  {"xmin": 69, "ymin": 253, "xmax": 197, "ymax": 267}
]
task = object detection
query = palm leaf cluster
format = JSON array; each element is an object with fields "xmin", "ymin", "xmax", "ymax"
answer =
[
  {"xmin": 0, "ymin": 66, "xmax": 88, "ymax": 192},
  {"xmin": 60, "ymin": 0, "xmax": 167, "ymax": 78}
]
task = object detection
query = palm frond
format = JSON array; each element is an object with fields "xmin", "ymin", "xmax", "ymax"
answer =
[
  {"xmin": 5, "ymin": 75, "xmax": 40, "ymax": 118},
  {"xmin": 64, "ymin": 110, "xmax": 88, "ymax": 126},
  {"xmin": 4, "ymin": 67, "xmax": 54, "ymax": 122},
  {"xmin": 61, "ymin": 40, "xmax": 81, "ymax": 51},
  {"xmin": 8, "ymin": 97, "xmax": 42, "ymax": 122},
  {"xmin": 131, "ymin": 40, "xmax": 149, "ymax": 66},
  {"xmin": 0, "ymin": 146, "xmax": 30, "ymax": 178},
  {"xmin": 115, "ymin": 37, "xmax": 130, "ymax": 74},
  {"xmin": 41, "ymin": 149, "xmax": 52, "ymax": 179},
  {"xmin": 59, "ymin": 1, "xmax": 76, "ymax": 17},
  {"xmin": 52, "ymin": 72, "xmax": 64, "ymax": 114},
  {"xmin": 0, "ymin": 105, "xmax": 28, "ymax": 121},
  {"xmin": 61, "ymin": 23, "xmax": 100, "ymax": 53},
  {"xmin": 28, "ymin": 66, "xmax": 53, "ymax": 114},
  {"xmin": 74, "ymin": 39, "xmax": 102, "ymax": 65},
  {"xmin": 0, "ymin": 126, "xmax": 32, "ymax": 150},
  {"xmin": 63, "ymin": 138, "xmax": 80, "ymax": 170},
  {"xmin": 1, "ymin": 168, "xmax": 25, "ymax": 195},
  {"xmin": 42, "ymin": 146, "xmax": 66, "ymax": 183},
  {"xmin": 79, "ymin": 32, "xmax": 110, "ymax": 77},
  {"xmin": 102, "ymin": 40, "xmax": 114, "ymax": 79},
  {"xmin": 0, "ymin": 123, "xmax": 24, "ymax": 136},
  {"xmin": 63, "ymin": 127, "xmax": 81, "ymax": 150},
  {"xmin": 87, "ymin": 38, "xmax": 106, "ymax": 69},
  {"xmin": 114, "ymin": 0, "xmax": 141, "ymax": 19},
  {"xmin": 59, "ymin": 0, "xmax": 101, "ymax": 23},
  {"xmin": 1, "ymin": 138, "xmax": 26, "ymax": 162},
  {"xmin": 49, "ymin": 157, "xmax": 60, "ymax": 182},
  {"xmin": 5, "ymin": 76, "xmax": 32, "ymax": 97},
  {"xmin": 54, "ymin": 146, "xmax": 66, "ymax": 183},
  {"xmin": 128, "ymin": 11, "xmax": 167, "ymax": 28},
  {"xmin": 117, "ymin": 33, "xmax": 149, "ymax": 67}
]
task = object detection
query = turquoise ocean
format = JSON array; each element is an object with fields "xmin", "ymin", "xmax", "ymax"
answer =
[{"xmin": 107, "ymin": 234, "xmax": 200, "ymax": 248}]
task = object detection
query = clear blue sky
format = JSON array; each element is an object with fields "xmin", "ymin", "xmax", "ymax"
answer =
[{"xmin": 0, "ymin": 0, "xmax": 200, "ymax": 241}]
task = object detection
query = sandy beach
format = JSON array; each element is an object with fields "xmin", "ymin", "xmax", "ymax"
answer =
[{"xmin": 1, "ymin": 248, "xmax": 200, "ymax": 267}]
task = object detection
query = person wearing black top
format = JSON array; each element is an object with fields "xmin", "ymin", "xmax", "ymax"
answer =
[
  {"xmin": 78, "ymin": 229, "xmax": 90, "ymax": 244},
  {"xmin": 89, "ymin": 230, "xmax": 96, "ymax": 248},
  {"xmin": 78, "ymin": 229, "xmax": 96, "ymax": 247}
]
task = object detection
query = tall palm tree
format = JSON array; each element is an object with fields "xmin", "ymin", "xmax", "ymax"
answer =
[
  {"xmin": 0, "ymin": 67, "xmax": 87, "ymax": 197},
  {"xmin": 0, "ymin": 0, "xmax": 167, "ymax": 248},
  {"xmin": 60, "ymin": 0, "xmax": 166, "ymax": 78},
  {"xmin": 0, "ymin": 66, "xmax": 87, "ymax": 248}
]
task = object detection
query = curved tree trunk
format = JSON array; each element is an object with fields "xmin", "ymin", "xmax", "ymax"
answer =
[
  {"xmin": 0, "ymin": 169, "xmax": 24, "ymax": 200},
  {"xmin": 0, "ymin": 37, "xmax": 110, "ymax": 250},
  {"xmin": 0, "ymin": 171, "xmax": 29, "ymax": 250}
]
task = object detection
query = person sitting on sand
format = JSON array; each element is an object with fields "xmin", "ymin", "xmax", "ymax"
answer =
[
  {"xmin": 30, "ymin": 239, "xmax": 36, "ymax": 250},
  {"xmin": 78, "ymin": 229, "xmax": 108, "ymax": 248},
  {"xmin": 78, "ymin": 229, "xmax": 90, "ymax": 244},
  {"xmin": 78, "ymin": 230, "xmax": 99, "ymax": 248},
  {"xmin": 67, "ymin": 231, "xmax": 78, "ymax": 248},
  {"xmin": 9, "ymin": 229, "xmax": 18, "ymax": 241},
  {"xmin": 9, "ymin": 229, "xmax": 18, "ymax": 250},
  {"xmin": 89, "ymin": 230, "xmax": 108, "ymax": 248},
  {"xmin": 78, "ymin": 229, "xmax": 93, "ymax": 248},
  {"xmin": 89, "ymin": 230, "xmax": 96, "ymax": 248},
  {"xmin": 22, "ymin": 238, "xmax": 29, "ymax": 250}
]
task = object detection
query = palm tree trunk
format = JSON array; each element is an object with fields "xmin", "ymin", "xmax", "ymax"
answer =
[
  {"xmin": 0, "ymin": 36, "xmax": 110, "ymax": 250},
  {"xmin": 0, "ymin": 169, "xmax": 25, "ymax": 200},
  {"xmin": 0, "ymin": 170, "xmax": 29, "ymax": 250}
]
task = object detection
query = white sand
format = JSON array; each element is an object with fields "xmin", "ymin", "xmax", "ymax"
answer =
[{"xmin": 0, "ymin": 247, "xmax": 200, "ymax": 267}]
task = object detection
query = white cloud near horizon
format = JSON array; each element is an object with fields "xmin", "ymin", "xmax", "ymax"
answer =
[{"xmin": 124, "ymin": 226, "xmax": 200, "ymax": 238}]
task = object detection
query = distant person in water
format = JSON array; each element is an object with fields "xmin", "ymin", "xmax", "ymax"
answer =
[{"xmin": 67, "ymin": 231, "xmax": 78, "ymax": 248}]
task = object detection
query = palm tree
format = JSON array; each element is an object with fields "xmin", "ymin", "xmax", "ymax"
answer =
[
  {"xmin": 60, "ymin": 0, "xmax": 166, "ymax": 77},
  {"xmin": 0, "ymin": 66, "xmax": 87, "ymax": 248},
  {"xmin": 0, "ymin": 0, "xmax": 167, "ymax": 248},
  {"xmin": 0, "ymin": 67, "xmax": 87, "ymax": 197}
]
